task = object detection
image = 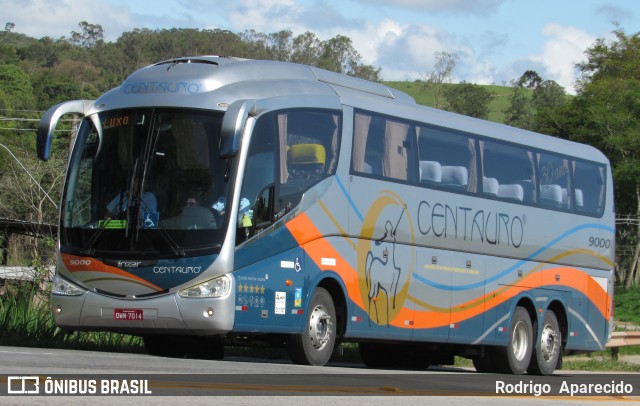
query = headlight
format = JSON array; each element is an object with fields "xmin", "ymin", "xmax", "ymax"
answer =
[
  {"xmin": 51, "ymin": 273, "xmax": 86, "ymax": 296},
  {"xmin": 178, "ymin": 275, "xmax": 231, "ymax": 298}
]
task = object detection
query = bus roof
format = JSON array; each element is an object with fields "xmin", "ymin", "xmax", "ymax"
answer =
[{"xmin": 96, "ymin": 55, "xmax": 608, "ymax": 165}]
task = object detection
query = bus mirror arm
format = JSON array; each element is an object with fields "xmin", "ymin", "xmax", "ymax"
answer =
[
  {"xmin": 37, "ymin": 100, "xmax": 95, "ymax": 161},
  {"xmin": 220, "ymin": 99, "xmax": 255, "ymax": 159}
]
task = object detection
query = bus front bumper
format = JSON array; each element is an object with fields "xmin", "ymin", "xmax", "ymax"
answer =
[{"xmin": 50, "ymin": 288, "xmax": 236, "ymax": 336}]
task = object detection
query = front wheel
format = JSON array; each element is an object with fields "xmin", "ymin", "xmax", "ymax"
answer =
[
  {"xmin": 493, "ymin": 306, "xmax": 533, "ymax": 374},
  {"xmin": 528, "ymin": 310, "xmax": 562, "ymax": 375},
  {"xmin": 287, "ymin": 287, "xmax": 336, "ymax": 366}
]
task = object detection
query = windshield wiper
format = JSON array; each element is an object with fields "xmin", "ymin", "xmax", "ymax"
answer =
[{"xmin": 81, "ymin": 217, "xmax": 112, "ymax": 255}]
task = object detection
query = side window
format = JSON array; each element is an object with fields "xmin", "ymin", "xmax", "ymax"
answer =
[
  {"xmin": 481, "ymin": 141, "xmax": 535, "ymax": 203},
  {"xmin": 352, "ymin": 111, "xmax": 414, "ymax": 182},
  {"xmin": 416, "ymin": 125, "xmax": 477, "ymax": 193},
  {"xmin": 573, "ymin": 160, "xmax": 606, "ymax": 216},
  {"xmin": 276, "ymin": 109, "xmax": 341, "ymax": 211},
  {"xmin": 538, "ymin": 153, "xmax": 571, "ymax": 209}
]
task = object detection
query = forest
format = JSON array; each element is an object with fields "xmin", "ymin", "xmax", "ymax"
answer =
[{"xmin": 0, "ymin": 22, "xmax": 639, "ymax": 288}]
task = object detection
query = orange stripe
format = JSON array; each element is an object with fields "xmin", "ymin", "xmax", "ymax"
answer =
[
  {"xmin": 61, "ymin": 253, "xmax": 163, "ymax": 292},
  {"xmin": 286, "ymin": 214, "xmax": 611, "ymax": 330},
  {"xmin": 286, "ymin": 213, "xmax": 365, "ymax": 310},
  {"xmin": 401, "ymin": 267, "xmax": 611, "ymax": 329}
]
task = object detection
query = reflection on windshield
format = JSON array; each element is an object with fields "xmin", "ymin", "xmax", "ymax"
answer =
[{"xmin": 61, "ymin": 108, "xmax": 229, "ymax": 257}]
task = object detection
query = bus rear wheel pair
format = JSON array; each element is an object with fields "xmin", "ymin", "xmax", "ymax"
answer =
[{"xmin": 473, "ymin": 306, "xmax": 562, "ymax": 375}]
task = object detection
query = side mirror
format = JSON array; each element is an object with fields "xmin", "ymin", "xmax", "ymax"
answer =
[
  {"xmin": 37, "ymin": 100, "xmax": 95, "ymax": 161},
  {"xmin": 220, "ymin": 99, "xmax": 255, "ymax": 159}
]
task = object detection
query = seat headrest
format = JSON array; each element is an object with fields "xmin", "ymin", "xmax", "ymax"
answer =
[{"xmin": 288, "ymin": 144, "xmax": 326, "ymax": 165}]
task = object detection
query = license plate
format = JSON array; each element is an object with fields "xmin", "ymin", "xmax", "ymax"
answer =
[{"xmin": 114, "ymin": 308, "xmax": 143, "ymax": 321}]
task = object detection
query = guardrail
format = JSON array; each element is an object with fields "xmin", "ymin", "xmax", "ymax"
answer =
[
  {"xmin": 0, "ymin": 266, "xmax": 54, "ymax": 281},
  {"xmin": 607, "ymin": 331, "xmax": 640, "ymax": 360},
  {"xmin": 608, "ymin": 331, "xmax": 640, "ymax": 347}
]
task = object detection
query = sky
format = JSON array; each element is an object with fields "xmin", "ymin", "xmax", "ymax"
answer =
[{"xmin": 3, "ymin": 0, "xmax": 638, "ymax": 93}]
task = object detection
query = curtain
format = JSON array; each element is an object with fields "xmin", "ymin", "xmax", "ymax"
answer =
[
  {"xmin": 278, "ymin": 113, "xmax": 288, "ymax": 184},
  {"xmin": 383, "ymin": 120, "xmax": 409, "ymax": 180},
  {"xmin": 352, "ymin": 113, "xmax": 371, "ymax": 172}
]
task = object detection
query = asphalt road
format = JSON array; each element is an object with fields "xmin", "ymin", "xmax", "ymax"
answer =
[{"xmin": 1, "ymin": 346, "xmax": 638, "ymax": 405}]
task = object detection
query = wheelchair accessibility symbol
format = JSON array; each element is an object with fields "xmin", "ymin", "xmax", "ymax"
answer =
[{"xmin": 143, "ymin": 212, "xmax": 159, "ymax": 229}]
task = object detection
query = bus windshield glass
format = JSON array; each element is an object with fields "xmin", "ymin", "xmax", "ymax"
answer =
[{"xmin": 61, "ymin": 108, "xmax": 229, "ymax": 257}]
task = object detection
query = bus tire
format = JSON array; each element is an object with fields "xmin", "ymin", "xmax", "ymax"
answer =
[
  {"xmin": 494, "ymin": 306, "xmax": 533, "ymax": 374},
  {"xmin": 528, "ymin": 310, "xmax": 562, "ymax": 375},
  {"xmin": 287, "ymin": 287, "xmax": 336, "ymax": 366}
]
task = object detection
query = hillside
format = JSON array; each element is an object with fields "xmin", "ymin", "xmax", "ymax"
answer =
[{"xmin": 383, "ymin": 81, "xmax": 516, "ymax": 124}]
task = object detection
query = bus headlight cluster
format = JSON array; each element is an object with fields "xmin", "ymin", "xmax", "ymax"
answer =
[
  {"xmin": 178, "ymin": 275, "xmax": 231, "ymax": 298},
  {"xmin": 51, "ymin": 273, "xmax": 86, "ymax": 296}
]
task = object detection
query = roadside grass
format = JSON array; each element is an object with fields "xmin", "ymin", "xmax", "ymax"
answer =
[
  {"xmin": 2, "ymin": 277, "xmax": 639, "ymax": 373},
  {"xmin": 0, "ymin": 278, "xmax": 143, "ymax": 353}
]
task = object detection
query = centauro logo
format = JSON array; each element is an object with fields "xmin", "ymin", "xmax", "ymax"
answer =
[{"xmin": 357, "ymin": 191, "xmax": 415, "ymax": 326}]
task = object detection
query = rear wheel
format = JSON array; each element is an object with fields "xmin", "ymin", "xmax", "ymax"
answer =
[
  {"xmin": 528, "ymin": 310, "xmax": 562, "ymax": 375},
  {"xmin": 493, "ymin": 306, "xmax": 533, "ymax": 374},
  {"xmin": 287, "ymin": 287, "xmax": 336, "ymax": 365}
]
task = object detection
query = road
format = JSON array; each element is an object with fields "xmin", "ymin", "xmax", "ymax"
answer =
[{"xmin": 0, "ymin": 346, "xmax": 638, "ymax": 405}]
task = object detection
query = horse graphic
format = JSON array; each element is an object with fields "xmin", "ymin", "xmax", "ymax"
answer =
[{"xmin": 365, "ymin": 207, "xmax": 405, "ymax": 326}]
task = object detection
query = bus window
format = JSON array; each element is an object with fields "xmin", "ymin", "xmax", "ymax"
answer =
[
  {"xmin": 271, "ymin": 109, "xmax": 341, "ymax": 211},
  {"xmin": 416, "ymin": 125, "xmax": 477, "ymax": 193},
  {"xmin": 538, "ymin": 153, "xmax": 571, "ymax": 209},
  {"xmin": 352, "ymin": 111, "xmax": 414, "ymax": 182},
  {"xmin": 480, "ymin": 140, "xmax": 535, "ymax": 203},
  {"xmin": 573, "ymin": 160, "xmax": 606, "ymax": 217}
]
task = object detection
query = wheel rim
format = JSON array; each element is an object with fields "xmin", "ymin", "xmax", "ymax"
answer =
[
  {"xmin": 512, "ymin": 320, "xmax": 529, "ymax": 361},
  {"xmin": 540, "ymin": 323, "xmax": 559, "ymax": 362},
  {"xmin": 309, "ymin": 304, "xmax": 332, "ymax": 351}
]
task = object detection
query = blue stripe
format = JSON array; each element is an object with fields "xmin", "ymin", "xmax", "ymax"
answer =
[
  {"xmin": 414, "ymin": 223, "xmax": 615, "ymax": 291},
  {"xmin": 336, "ymin": 176, "xmax": 364, "ymax": 222}
]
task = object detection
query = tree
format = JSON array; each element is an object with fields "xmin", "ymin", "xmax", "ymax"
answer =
[
  {"xmin": 424, "ymin": 52, "xmax": 457, "ymax": 109},
  {"xmin": 5, "ymin": 22, "xmax": 14, "ymax": 33},
  {"xmin": 442, "ymin": 81, "xmax": 493, "ymax": 119},
  {"xmin": 504, "ymin": 78, "xmax": 534, "ymax": 130},
  {"xmin": 0, "ymin": 64, "xmax": 36, "ymax": 110},
  {"xmin": 70, "ymin": 21, "xmax": 104, "ymax": 49}
]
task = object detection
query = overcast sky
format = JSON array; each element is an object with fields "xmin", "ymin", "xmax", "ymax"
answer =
[{"xmin": 4, "ymin": 0, "xmax": 637, "ymax": 92}]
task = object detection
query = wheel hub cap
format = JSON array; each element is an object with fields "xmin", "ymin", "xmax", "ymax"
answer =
[{"xmin": 309, "ymin": 304, "xmax": 332, "ymax": 351}]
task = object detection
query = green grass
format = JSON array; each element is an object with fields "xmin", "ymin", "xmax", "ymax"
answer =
[
  {"xmin": 614, "ymin": 286, "xmax": 640, "ymax": 325},
  {"xmin": 0, "ymin": 278, "xmax": 143, "ymax": 352}
]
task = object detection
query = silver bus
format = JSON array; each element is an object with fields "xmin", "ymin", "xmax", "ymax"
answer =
[{"xmin": 37, "ymin": 56, "xmax": 615, "ymax": 375}]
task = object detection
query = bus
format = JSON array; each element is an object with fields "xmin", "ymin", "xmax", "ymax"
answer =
[{"xmin": 37, "ymin": 56, "xmax": 615, "ymax": 375}]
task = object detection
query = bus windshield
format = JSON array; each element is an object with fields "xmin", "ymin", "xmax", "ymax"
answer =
[{"xmin": 61, "ymin": 108, "xmax": 229, "ymax": 258}]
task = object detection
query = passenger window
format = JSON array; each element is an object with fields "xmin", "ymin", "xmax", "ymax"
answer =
[
  {"xmin": 538, "ymin": 153, "xmax": 570, "ymax": 209},
  {"xmin": 573, "ymin": 160, "xmax": 606, "ymax": 217},
  {"xmin": 416, "ymin": 125, "xmax": 477, "ymax": 193},
  {"xmin": 480, "ymin": 141, "xmax": 535, "ymax": 203},
  {"xmin": 273, "ymin": 109, "xmax": 341, "ymax": 212},
  {"xmin": 352, "ymin": 111, "xmax": 414, "ymax": 182}
]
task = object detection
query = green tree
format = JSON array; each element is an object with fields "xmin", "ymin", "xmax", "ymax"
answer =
[
  {"xmin": 504, "ymin": 79, "xmax": 534, "ymax": 129},
  {"xmin": 0, "ymin": 64, "xmax": 35, "ymax": 110},
  {"xmin": 424, "ymin": 52, "xmax": 457, "ymax": 109},
  {"xmin": 70, "ymin": 21, "xmax": 104, "ymax": 49},
  {"xmin": 443, "ymin": 81, "xmax": 494, "ymax": 119}
]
